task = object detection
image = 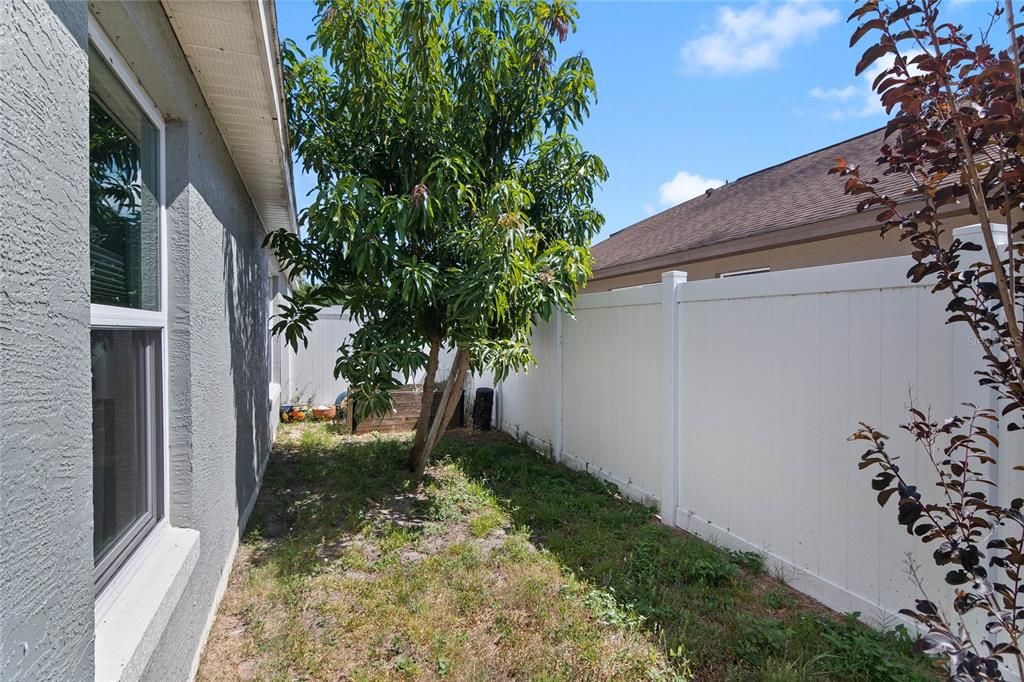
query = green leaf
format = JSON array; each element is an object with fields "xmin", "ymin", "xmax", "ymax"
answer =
[{"xmin": 268, "ymin": 0, "xmax": 604, "ymax": 409}]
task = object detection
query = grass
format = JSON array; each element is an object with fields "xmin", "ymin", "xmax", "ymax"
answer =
[{"xmin": 198, "ymin": 423, "xmax": 942, "ymax": 681}]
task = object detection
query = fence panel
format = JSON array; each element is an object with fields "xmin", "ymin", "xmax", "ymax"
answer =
[
  {"xmin": 499, "ymin": 320, "xmax": 557, "ymax": 450},
  {"xmin": 290, "ymin": 307, "xmax": 360, "ymax": 405},
  {"xmin": 676, "ymin": 262, "xmax": 958, "ymax": 621},
  {"xmin": 561, "ymin": 288, "xmax": 662, "ymax": 503},
  {"xmin": 497, "ymin": 243, "xmax": 1024, "ymax": 628},
  {"xmin": 289, "ymin": 306, "xmax": 486, "ymax": 431}
]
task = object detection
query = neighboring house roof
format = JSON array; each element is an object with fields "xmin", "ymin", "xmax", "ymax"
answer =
[
  {"xmin": 163, "ymin": 0, "xmax": 297, "ymax": 233},
  {"xmin": 591, "ymin": 128, "xmax": 922, "ymax": 279}
]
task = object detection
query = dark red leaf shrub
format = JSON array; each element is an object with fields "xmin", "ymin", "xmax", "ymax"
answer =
[{"xmin": 835, "ymin": 0, "xmax": 1024, "ymax": 677}]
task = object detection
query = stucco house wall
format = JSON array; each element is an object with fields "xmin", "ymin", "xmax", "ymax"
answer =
[
  {"xmin": 1, "ymin": 1, "xmax": 281, "ymax": 679},
  {"xmin": 1, "ymin": 2, "xmax": 94, "ymax": 679}
]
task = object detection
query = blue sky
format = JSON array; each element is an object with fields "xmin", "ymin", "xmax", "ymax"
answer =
[{"xmin": 276, "ymin": 0, "xmax": 997, "ymax": 244}]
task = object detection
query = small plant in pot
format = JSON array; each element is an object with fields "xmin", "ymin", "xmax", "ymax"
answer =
[
  {"xmin": 284, "ymin": 390, "xmax": 313, "ymax": 422},
  {"xmin": 311, "ymin": 404, "xmax": 336, "ymax": 421},
  {"xmin": 280, "ymin": 398, "xmax": 295, "ymax": 423}
]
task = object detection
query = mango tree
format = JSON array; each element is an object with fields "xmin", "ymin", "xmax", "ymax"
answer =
[{"xmin": 266, "ymin": 0, "xmax": 606, "ymax": 475}]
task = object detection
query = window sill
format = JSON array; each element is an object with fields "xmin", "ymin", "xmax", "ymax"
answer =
[{"xmin": 95, "ymin": 525, "xmax": 200, "ymax": 682}]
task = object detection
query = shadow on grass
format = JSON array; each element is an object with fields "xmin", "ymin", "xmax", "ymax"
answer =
[
  {"xmin": 240, "ymin": 425, "xmax": 939, "ymax": 681},
  {"xmin": 435, "ymin": 430, "xmax": 941, "ymax": 682},
  {"xmin": 244, "ymin": 428, "xmax": 422, "ymax": 578}
]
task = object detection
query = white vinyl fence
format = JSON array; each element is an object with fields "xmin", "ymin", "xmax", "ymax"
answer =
[
  {"xmin": 498, "ymin": 225, "xmax": 1023, "ymax": 628},
  {"xmin": 289, "ymin": 307, "xmax": 361, "ymax": 405},
  {"xmin": 287, "ymin": 306, "xmax": 481, "ymax": 410}
]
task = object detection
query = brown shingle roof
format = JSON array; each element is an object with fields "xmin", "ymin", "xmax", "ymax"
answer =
[{"xmin": 591, "ymin": 128, "xmax": 919, "ymax": 276}]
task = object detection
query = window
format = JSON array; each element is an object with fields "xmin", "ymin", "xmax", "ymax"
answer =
[
  {"xmin": 88, "ymin": 25, "xmax": 168, "ymax": 593},
  {"xmin": 718, "ymin": 267, "xmax": 770, "ymax": 278},
  {"xmin": 269, "ymin": 275, "xmax": 278, "ymax": 386},
  {"xmin": 91, "ymin": 329, "xmax": 162, "ymax": 578}
]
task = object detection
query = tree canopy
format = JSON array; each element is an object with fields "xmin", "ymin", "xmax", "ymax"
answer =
[{"xmin": 266, "ymin": 0, "xmax": 607, "ymax": 471}]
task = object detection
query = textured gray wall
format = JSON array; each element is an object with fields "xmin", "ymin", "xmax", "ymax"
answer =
[
  {"xmin": 0, "ymin": 1, "xmax": 94, "ymax": 679},
  {"xmin": 92, "ymin": 3, "xmax": 275, "ymax": 680},
  {"xmin": 1, "ymin": 1, "xmax": 275, "ymax": 679}
]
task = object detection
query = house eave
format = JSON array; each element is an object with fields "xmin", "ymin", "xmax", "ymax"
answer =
[
  {"xmin": 162, "ymin": 0, "xmax": 297, "ymax": 234},
  {"xmin": 590, "ymin": 201, "xmax": 971, "ymax": 283}
]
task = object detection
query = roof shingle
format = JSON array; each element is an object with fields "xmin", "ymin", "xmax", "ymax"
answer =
[{"xmin": 591, "ymin": 128, "xmax": 918, "ymax": 275}]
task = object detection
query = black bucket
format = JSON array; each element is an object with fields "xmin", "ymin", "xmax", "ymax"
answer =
[{"xmin": 472, "ymin": 387, "xmax": 494, "ymax": 430}]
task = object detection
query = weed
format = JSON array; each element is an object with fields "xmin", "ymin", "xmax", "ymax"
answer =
[
  {"xmin": 759, "ymin": 656, "xmax": 827, "ymax": 682},
  {"xmin": 575, "ymin": 585, "xmax": 647, "ymax": 631},
  {"xmin": 728, "ymin": 550, "xmax": 765, "ymax": 573},
  {"xmin": 199, "ymin": 425, "xmax": 940, "ymax": 681},
  {"xmin": 467, "ymin": 507, "xmax": 506, "ymax": 537},
  {"xmin": 762, "ymin": 586, "xmax": 797, "ymax": 611},
  {"xmin": 734, "ymin": 615, "xmax": 790, "ymax": 665},
  {"xmin": 813, "ymin": 613, "xmax": 936, "ymax": 681},
  {"xmin": 769, "ymin": 560, "xmax": 799, "ymax": 586},
  {"xmin": 298, "ymin": 424, "xmax": 333, "ymax": 452},
  {"xmin": 682, "ymin": 555, "xmax": 737, "ymax": 585},
  {"xmin": 393, "ymin": 654, "xmax": 417, "ymax": 676}
]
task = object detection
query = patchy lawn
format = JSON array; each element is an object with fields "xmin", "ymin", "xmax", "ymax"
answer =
[{"xmin": 198, "ymin": 423, "xmax": 940, "ymax": 681}]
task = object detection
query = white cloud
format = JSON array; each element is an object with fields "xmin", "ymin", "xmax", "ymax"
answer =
[
  {"xmin": 658, "ymin": 171, "xmax": 724, "ymax": 207},
  {"xmin": 681, "ymin": 2, "xmax": 840, "ymax": 74},
  {"xmin": 810, "ymin": 51, "xmax": 924, "ymax": 120},
  {"xmin": 642, "ymin": 203, "xmax": 656, "ymax": 216},
  {"xmin": 809, "ymin": 85, "xmax": 859, "ymax": 101}
]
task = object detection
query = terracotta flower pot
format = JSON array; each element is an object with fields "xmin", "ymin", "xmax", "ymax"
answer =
[{"xmin": 312, "ymin": 405, "xmax": 336, "ymax": 421}]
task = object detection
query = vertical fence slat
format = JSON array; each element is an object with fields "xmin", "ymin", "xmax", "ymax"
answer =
[
  {"xmin": 553, "ymin": 311, "xmax": 564, "ymax": 463},
  {"xmin": 661, "ymin": 272, "xmax": 686, "ymax": 525},
  {"xmin": 496, "ymin": 252, "xmax": 1001, "ymax": 629}
]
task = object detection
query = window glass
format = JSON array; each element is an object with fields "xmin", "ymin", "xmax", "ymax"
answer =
[
  {"xmin": 91, "ymin": 329, "xmax": 162, "ymax": 575},
  {"xmin": 88, "ymin": 36, "xmax": 165, "ymax": 593},
  {"xmin": 89, "ymin": 45, "xmax": 159, "ymax": 310}
]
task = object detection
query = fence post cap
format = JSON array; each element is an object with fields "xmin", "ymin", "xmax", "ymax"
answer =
[{"xmin": 953, "ymin": 223, "xmax": 1007, "ymax": 246}]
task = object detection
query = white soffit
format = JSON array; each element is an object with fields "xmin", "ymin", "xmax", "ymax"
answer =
[{"xmin": 162, "ymin": 0, "xmax": 297, "ymax": 233}]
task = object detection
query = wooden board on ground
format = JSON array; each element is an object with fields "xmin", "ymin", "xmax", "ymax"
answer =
[{"xmin": 353, "ymin": 386, "xmax": 464, "ymax": 435}]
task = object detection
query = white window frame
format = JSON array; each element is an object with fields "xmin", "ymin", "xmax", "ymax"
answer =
[
  {"xmin": 88, "ymin": 15, "xmax": 171, "ymax": 601},
  {"xmin": 718, "ymin": 266, "xmax": 770, "ymax": 279},
  {"xmin": 269, "ymin": 274, "xmax": 279, "ymax": 386}
]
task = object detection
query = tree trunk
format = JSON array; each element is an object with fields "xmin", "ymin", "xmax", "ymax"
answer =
[
  {"xmin": 411, "ymin": 348, "xmax": 468, "ymax": 477},
  {"xmin": 406, "ymin": 337, "xmax": 441, "ymax": 471}
]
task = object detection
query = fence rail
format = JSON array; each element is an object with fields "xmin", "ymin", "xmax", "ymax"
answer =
[
  {"xmin": 498, "ymin": 225, "xmax": 1022, "ymax": 629},
  {"xmin": 289, "ymin": 307, "xmax": 361, "ymax": 405},
  {"xmin": 288, "ymin": 307, "xmax": 487, "ymax": 417}
]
